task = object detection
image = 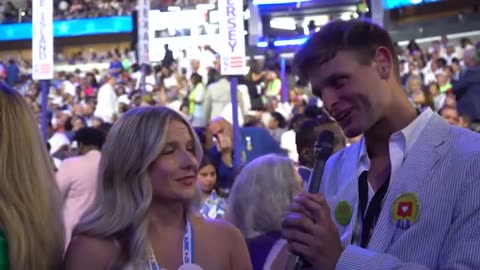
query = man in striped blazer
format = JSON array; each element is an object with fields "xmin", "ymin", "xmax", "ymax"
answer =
[{"xmin": 281, "ymin": 19, "xmax": 480, "ymax": 270}]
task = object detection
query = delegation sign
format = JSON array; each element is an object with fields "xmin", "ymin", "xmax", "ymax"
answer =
[
  {"xmin": 32, "ymin": 0, "xmax": 54, "ymax": 80},
  {"xmin": 218, "ymin": 0, "xmax": 247, "ymax": 75}
]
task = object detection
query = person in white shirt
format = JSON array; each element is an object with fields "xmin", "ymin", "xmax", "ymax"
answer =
[
  {"xmin": 282, "ymin": 19, "xmax": 480, "ymax": 270},
  {"xmin": 63, "ymin": 74, "xmax": 77, "ymax": 97},
  {"xmin": 94, "ymin": 76, "xmax": 117, "ymax": 123},
  {"xmin": 203, "ymin": 76, "xmax": 231, "ymax": 123},
  {"xmin": 178, "ymin": 49, "xmax": 192, "ymax": 77},
  {"xmin": 280, "ymin": 114, "xmax": 307, "ymax": 163},
  {"xmin": 134, "ymin": 65, "xmax": 156, "ymax": 92},
  {"xmin": 48, "ymin": 115, "xmax": 70, "ymax": 156}
]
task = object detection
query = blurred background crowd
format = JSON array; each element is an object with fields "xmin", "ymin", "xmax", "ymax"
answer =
[{"xmin": 2, "ymin": 33, "xmax": 479, "ymax": 167}]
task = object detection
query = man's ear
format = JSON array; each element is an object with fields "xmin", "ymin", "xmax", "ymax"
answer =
[{"xmin": 374, "ymin": 47, "xmax": 394, "ymax": 81}]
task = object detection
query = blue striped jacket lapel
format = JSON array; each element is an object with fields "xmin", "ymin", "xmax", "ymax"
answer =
[{"xmin": 368, "ymin": 114, "xmax": 450, "ymax": 253}]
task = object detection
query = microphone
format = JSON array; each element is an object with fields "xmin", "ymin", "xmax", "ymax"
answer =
[
  {"xmin": 305, "ymin": 130, "xmax": 335, "ymax": 193},
  {"xmin": 294, "ymin": 130, "xmax": 335, "ymax": 270}
]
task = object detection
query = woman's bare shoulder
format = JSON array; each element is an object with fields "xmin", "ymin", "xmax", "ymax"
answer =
[
  {"xmin": 193, "ymin": 216, "xmax": 246, "ymax": 245},
  {"xmin": 192, "ymin": 216, "xmax": 253, "ymax": 270},
  {"xmin": 194, "ymin": 216, "xmax": 239, "ymax": 234},
  {"xmin": 64, "ymin": 234, "xmax": 119, "ymax": 270}
]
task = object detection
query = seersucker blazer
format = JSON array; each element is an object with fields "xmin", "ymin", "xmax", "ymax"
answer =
[{"xmin": 320, "ymin": 113, "xmax": 480, "ymax": 270}]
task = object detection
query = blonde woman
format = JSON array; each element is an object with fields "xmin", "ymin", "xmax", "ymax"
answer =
[
  {"xmin": 226, "ymin": 154, "xmax": 303, "ymax": 270},
  {"xmin": 0, "ymin": 84, "xmax": 64, "ymax": 270},
  {"xmin": 64, "ymin": 106, "xmax": 252, "ymax": 270}
]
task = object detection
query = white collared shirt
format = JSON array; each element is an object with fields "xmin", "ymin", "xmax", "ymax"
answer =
[{"xmin": 352, "ymin": 107, "xmax": 434, "ymax": 246}]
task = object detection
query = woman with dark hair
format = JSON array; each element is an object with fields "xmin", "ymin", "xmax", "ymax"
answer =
[
  {"xmin": 268, "ymin": 112, "xmax": 287, "ymax": 143},
  {"xmin": 195, "ymin": 155, "xmax": 227, "ymax": 219}
]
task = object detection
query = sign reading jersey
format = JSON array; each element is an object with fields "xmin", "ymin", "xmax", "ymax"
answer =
[
  {"xmin": 32, "ymin": 0, "xmax": 54, "ymax": 80},
  {"xmin": 218, "ymin": 0, "xmax": 247, "ymax": 75}
]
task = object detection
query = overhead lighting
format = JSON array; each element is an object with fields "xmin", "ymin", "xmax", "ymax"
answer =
[
  {"xmin": 257, "ymin": 37, "xmax": 308, "ymax": 47},
  {"xmin": 196, "ymin": 3, "xmax": 215, "ymax": 10},
  {"xmin": 270, "ymin": 18, "xmax": 296, "ymax": 31},
  {"xmin": 340, "ymin": 12, "xmax": 352, "ymax": 21},
  {"xmin": 167, "ymin": 6, "xmax": 181, "ymax": 12},
  {"xmin": 253, "ymin": 0, "xmax": 311, "ymax": 5}
]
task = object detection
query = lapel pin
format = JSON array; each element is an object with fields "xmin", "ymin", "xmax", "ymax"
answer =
[
  {"xmin": 335, "ymin": 200, "xmax": 353, "ymax": 226},
  {"xmin": 392, "ymin": 192, "xmax": 420, "ymax": 229}
]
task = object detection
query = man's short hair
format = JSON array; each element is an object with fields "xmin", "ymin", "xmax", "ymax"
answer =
[
  {"xmin": 73, "ymin": 127, "xmax": 106, "ymax": 150},
  {"xmin": 293, "ymin": 19, "xmax": 399, "ymax": 82}
]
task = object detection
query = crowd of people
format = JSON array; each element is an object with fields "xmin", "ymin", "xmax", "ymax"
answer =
[
  {"xmin": 0, "ymin": 0, "xmax": 136, "ymax": 23},
  {"xmin": 3, "ymin": 34, "xmax": 480, "ymax": 168},
  {"xmin": 398, "ymin": 36, "xmax": 480, "ymax": 129},
  {"xmin": 0, "ymin": 0, "xmax": 217, "ymax": 24},
  {"xmin": 1, "ymin": 16, "xmax": 480, "ymax": 270}
]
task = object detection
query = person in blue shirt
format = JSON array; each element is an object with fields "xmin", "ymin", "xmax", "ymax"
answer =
[
  {"xmin": 6, "ymin": 59, "xmax": 19, "ymax": 87},
  {"xmin": 207, "ymin": 117, "xmax": 286, "ymax": 190},
  {"xmin": 108, "ymin": 54, "xmax": 123, "ymax": 78}
]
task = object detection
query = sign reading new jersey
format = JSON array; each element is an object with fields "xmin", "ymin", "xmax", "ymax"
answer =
[
  {"xmin": 32, "ymin": 0, "xmax": 54, "ymax": 80},
  {"xmin": 218, "ymin": 0, "xmax": 247, "ymax": 75},
  {"xmin": 138, "ymin": 0, "xmax": 150, "ymax": 64}
]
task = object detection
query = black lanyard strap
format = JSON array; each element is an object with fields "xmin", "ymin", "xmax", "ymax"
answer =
[{"xmin": 358, "ymin": 170, "xmax": 390, "ymax": 248}]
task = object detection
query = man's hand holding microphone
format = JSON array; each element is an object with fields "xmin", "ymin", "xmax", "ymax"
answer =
[{"xmin": 282, "ymin": 131, "xmax": 343, "ymax": 270}]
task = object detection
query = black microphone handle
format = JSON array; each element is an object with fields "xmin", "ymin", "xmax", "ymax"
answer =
[
  {"xmin": 293, "ymin": 159, "xmax": 326, "ymax": 270},
  {"xmin": 306, "ymin": 159, "xmax": 327, "ymax": 194},
  {"xmin": 292, "ymin": 131, "xmax": 334, "ymax": 270}
]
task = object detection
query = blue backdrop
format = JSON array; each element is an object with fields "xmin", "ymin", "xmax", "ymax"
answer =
[{"xmin": 0, "ymin": 16, "xmax": 132, "ymax": 41}]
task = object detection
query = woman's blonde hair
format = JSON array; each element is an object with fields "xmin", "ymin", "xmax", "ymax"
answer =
[
  {"xmin": 74, "ymin": 106, "xmax": 203, "ymax": 269},
  {"xmin": 0, "ymin": 84, "xmax": 64, "ymax": 269},
  {"xmin": 226, "ymin": 154, "xmax": 300, "ymax": 238}
]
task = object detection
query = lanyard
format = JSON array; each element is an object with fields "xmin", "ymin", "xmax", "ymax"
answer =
[
  {"xmin": 150, "ymin": 218, "xmax": 194, "ymax": 270},
  {"xmin": 358, "ymin": 170, "xmax": 390, "ymax": 248}
]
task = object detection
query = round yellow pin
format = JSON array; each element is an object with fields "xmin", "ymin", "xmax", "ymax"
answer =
[{"xmin": 391, "ymin": 192, "xmax": 420, "ymax": 229}]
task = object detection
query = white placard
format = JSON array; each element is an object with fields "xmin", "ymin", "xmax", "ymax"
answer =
[
  {"xmin": 32, "ymin": 0, "xmax": 54, "ymax": 80},
  {"xmin": 218, "ymin": 0, "xmax": 247, "ymax": 75},
  {"xmin": 138, "ymin": 0, "xmax": 150, "ymax": 64}
]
